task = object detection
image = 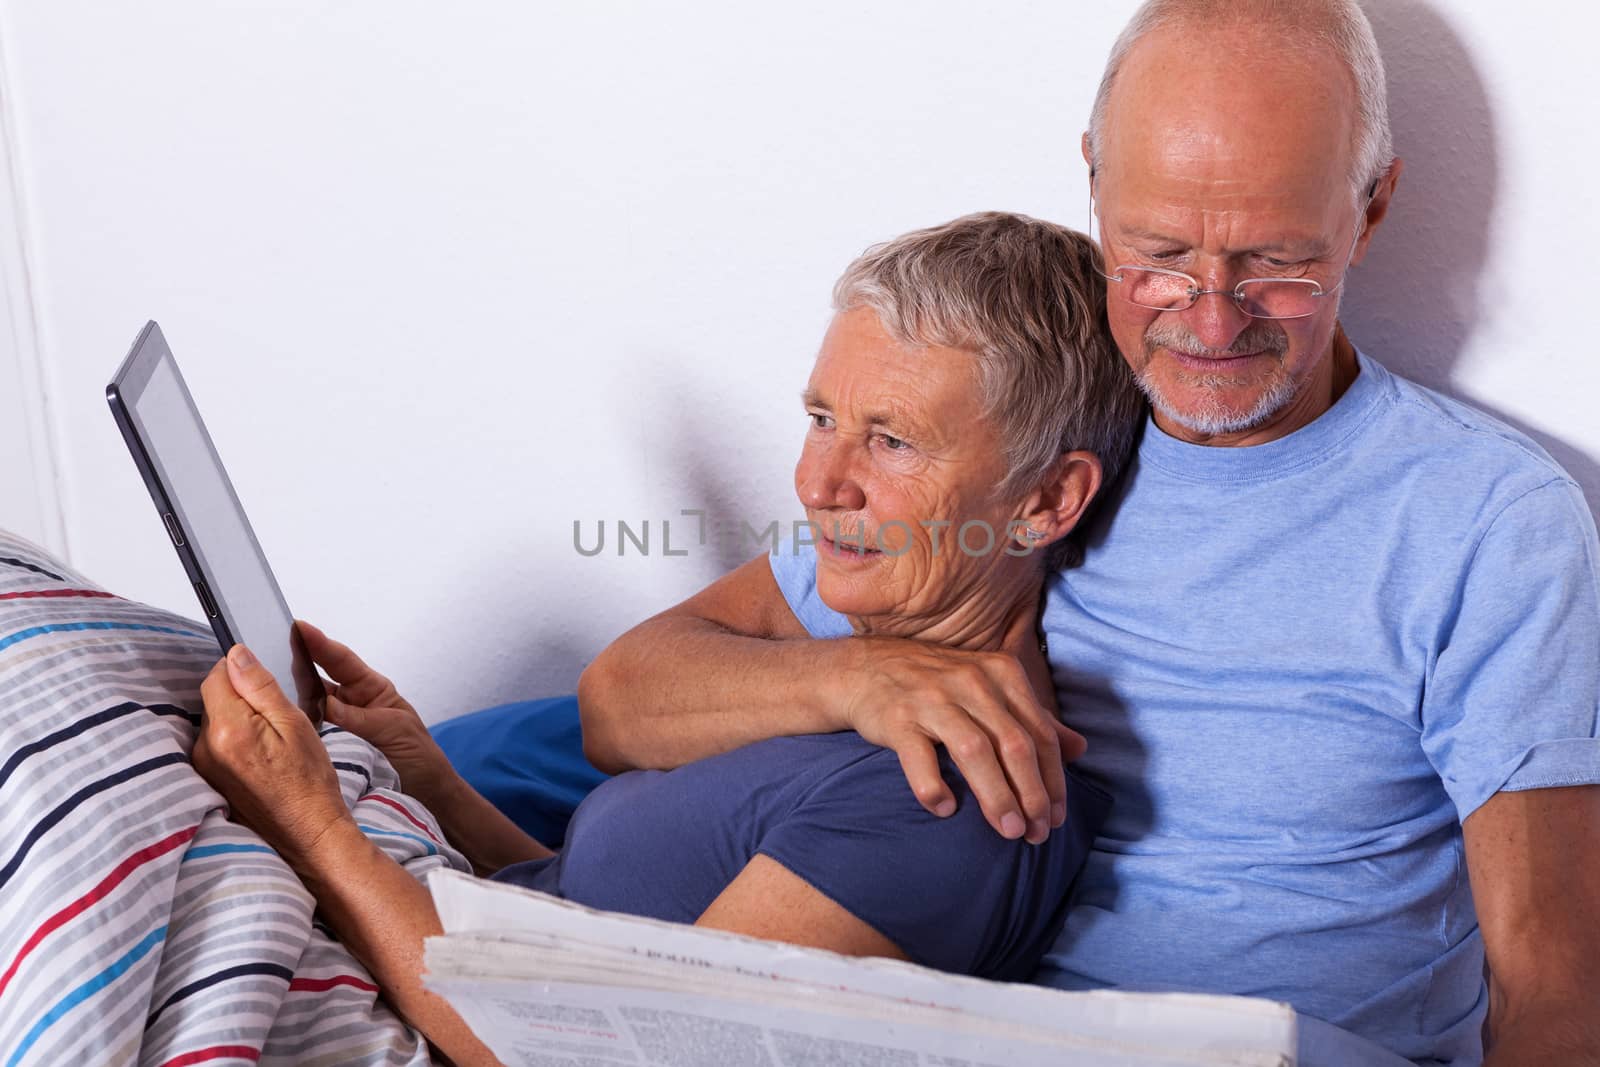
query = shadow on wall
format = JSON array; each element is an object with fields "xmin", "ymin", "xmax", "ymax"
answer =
[{"xmin": 1346, "ymin": 0, "xmax": 1600, "ymax": 518}]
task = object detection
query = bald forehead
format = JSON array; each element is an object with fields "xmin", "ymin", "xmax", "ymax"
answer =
[{"xmin": 1099, "ymin": 23, "xmax": 1359, "ymax": 202}]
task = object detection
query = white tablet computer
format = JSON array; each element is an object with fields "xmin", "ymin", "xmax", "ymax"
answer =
[{"xmin": 107, "ymin": 321, "xmax": 326, "ymax": 720}]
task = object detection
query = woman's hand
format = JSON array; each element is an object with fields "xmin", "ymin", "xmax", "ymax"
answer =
[
  {"xmin": 195, "ymin": 644, "xmax": 355, "ymax": 873},
  {"xmin": 297, "ymin": 620, "xmax": 459, "ymax": 809}
]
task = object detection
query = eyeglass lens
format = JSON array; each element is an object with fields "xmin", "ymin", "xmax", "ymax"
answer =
[{"xmin": 1115, "ymin": 268, "xmax": 1323, "ymax": 319}]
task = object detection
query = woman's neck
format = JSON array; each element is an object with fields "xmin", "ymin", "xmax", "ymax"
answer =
[{"xmin": 847, "ymin": 567, "xmax": 1057, "ymax": 707}]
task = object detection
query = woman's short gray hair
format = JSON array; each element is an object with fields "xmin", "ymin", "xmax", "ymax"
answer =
[
  {"xmin": 832, "ymin": 211, "xmax": 1145, "ymax": 516},
  {"xmin": 1086, "ymin": 0, "xmax": 1393, "ymax": 202}
]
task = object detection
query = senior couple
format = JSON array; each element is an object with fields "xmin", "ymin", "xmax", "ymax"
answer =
[{"xmin": 195, "ymin": 2, "xmax": 1600, "ymax": 1066}]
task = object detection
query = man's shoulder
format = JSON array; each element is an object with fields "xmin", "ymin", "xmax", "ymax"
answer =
[{"xmin": 1358, "ymin": 351, "xmax": 1578, "ymax": 497}]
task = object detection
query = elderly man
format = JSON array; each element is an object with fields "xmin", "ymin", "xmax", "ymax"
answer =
[{"xmin": 580, "ymin": 2, "xmax": 1600, "ymax": 1065}]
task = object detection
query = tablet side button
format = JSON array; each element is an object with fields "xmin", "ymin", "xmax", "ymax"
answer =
[
  {"xmin": 193, "ymin": 581, "xmax": 219, "ymax": 619},
  {"xmin": 163, "ymin": 513, "xmax": 185, "ymax": 547}
]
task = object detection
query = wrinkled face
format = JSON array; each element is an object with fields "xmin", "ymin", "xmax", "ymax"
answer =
[
  {"xmin": 1094, "ymin": 27, "xmax": 1378, "ymax": 443},
  {"xmin": 795, "ymin": 308, "xmax": 1026, "ymax": 626}
]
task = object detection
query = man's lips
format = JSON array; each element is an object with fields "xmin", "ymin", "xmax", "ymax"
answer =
[{"xmin": 1163, "ymin": 347, "xmax": 1266, "ymax": 373}]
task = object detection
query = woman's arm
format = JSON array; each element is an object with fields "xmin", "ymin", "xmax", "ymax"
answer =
[
  {"xmin": 696, "ymin": 854, "xmax": 908, "ymax": 961},
  {"xmin": 298, "ymin": 622, "xmax": 553, "ymax": 874},
  {"xmin": 297, "ymin": 820, "xmax": 502, "ymax": 1066},
  {"xmin": 423, "ymin": 773, "xmax": 554, "ymax": 875},
  {"xmin": 194, "ymin": 646, "xmax": 501, "ymax": 1065}
]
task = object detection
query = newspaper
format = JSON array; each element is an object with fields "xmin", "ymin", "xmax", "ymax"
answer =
[{"xmin": 423, "ymin": 870, "xmax": 1296, "ymax": 1067}]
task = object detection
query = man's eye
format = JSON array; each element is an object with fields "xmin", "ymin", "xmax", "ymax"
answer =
[
  {"xmin": 879, "ymin": 434, "xmax": 908, "ymax": 450},
  {"xmin": 808, "ymin": 413, "xmax": 834, "ymax": 430}
]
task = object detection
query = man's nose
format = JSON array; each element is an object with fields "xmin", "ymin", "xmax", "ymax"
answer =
[
  {"xmin": 796, "ymin": 442, "xmax": 867, "ymax": 512},
  {"xmin": 1176, "ymin": 289, "xmax": 1255, "ymax": 352}
]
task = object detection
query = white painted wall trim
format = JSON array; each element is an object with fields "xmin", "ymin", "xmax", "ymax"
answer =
[{"xmin": 0, "ymin": 6, "xmax": 65, "ymax": 559}]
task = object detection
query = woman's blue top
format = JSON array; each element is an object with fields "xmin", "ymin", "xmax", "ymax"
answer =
[{"xmin": 494, "ymin": 731, "xmax": 1109, "ymax": 981}]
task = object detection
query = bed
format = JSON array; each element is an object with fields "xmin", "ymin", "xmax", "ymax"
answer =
[{"xmin": 0, "ymin": 528, "xmax": 471, "ymax": 1066}]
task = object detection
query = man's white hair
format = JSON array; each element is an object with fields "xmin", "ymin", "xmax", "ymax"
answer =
[{"xmin": 1086, "ymin": 0, "xmax": 1394, "ymax": 201}]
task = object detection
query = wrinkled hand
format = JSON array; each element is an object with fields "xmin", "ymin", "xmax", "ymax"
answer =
[
  {"xmin": 195, "ymin": 644, "xmax": 354, "ymax": 872},
  {"xmin": 840, "ymin": 639, "xmax": 1086, "ymax": 845},
  {"xmin": 297, "ymin": 620, "xmax": 458, "ymax": 808}
]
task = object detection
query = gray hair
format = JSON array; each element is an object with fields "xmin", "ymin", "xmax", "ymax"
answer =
[
  {"xmin": 1086, "ymin": 0, "xmax": 1394, "ymax": 201},
  {"xmin": 832, "ymin": 212, "xmax": 1145, "ymax": 555}
]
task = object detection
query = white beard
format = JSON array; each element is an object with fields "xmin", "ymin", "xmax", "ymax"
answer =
[{"xmin": 1138, "ymin": 364, "xmax": 1303, "ymax": 437}]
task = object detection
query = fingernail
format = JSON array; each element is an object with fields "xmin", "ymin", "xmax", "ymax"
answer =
[
  {"xmin": 1052, "ymin": 801, "xmax": 1067, "ymax": 825},
  {"xmin": 1001, "ymin": 812, "xmax": 1026, "ymax": 839},
  {"xmin": 228, "ymin": 645, "xmax": 257, "ymax": 669},
  {"xmin": 933, "ymin": 798, "xmax": 956, "ymax": 818},
  {"xmin": 1028, "ymin": 819, "xmax": 1049, "ymax": 843}
]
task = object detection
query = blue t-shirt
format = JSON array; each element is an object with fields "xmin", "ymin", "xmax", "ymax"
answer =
[
  {"xmin": 495, "ymin": 732, "xmax": 1110, "ymax": 981},
  {"xmin": 769, "ymin": 351, "xmax": 1600, "ymax": 1067}
]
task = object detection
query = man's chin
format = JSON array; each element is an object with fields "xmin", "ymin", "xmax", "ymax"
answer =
[{"xmin": 1138, "ymin": 365, "xmax": 1299, "ymax": 439}]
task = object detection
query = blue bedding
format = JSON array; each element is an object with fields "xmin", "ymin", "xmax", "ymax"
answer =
[{"xmin": 430, "ymin": 695, "xmax": 608, "ymax": 847}]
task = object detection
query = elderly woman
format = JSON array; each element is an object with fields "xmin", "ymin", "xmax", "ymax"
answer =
[{"xmin": 194, "ymin": 211, "xmax": 1145, "ymax": 1064}]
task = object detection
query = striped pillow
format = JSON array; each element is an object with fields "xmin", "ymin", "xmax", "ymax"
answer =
[{"xmin": 0, "ymin": 530, "xmax": 468, "ymax": 1065}]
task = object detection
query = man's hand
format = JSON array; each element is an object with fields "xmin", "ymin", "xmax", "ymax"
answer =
[
  {"xmin": 581, "ymin": 554, "xmax": 1086, "ymax": 845},
  {"xmin": 838, "ymin": 638, "xmax": 1086, "ymax": 845},
  {"xmin": 298, "ymin": 620, "xmax": 459, "ymax": 808},
  {"xmin": 195, "ymin": 644, "xmax": 355, "ymax": 872}
]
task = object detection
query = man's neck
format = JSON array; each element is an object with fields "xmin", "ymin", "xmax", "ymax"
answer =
[{"xmin": 1154, "ymin": 324, "xmax": 1359, "ymax": 448}]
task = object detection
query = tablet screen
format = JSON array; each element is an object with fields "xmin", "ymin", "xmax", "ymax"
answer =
[{"xmin": 111, "ymin": 327, "xmax": 324, "ymax": 719}]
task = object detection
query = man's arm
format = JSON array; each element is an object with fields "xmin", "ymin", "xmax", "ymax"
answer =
[
  {"xmin": 1463, "ymin": 784, "xmax": 1600, "ymax": 1066},
  {"xmin": 578, "ymin": 554, "xmax": 1085, "ymax": 844},
  {"xmin": 577, "ymin": 555, "xmax": 832, "ymax": 771}
]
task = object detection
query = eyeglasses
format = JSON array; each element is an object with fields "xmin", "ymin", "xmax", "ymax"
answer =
[{"xmin": 1091, "ymin": 189, "xmax": 1374, "ymax": 321}]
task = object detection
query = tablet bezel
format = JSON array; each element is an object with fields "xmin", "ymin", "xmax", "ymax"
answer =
[{"xmin": 107, "ymin": 320, "xmax": 325, "ymax": 720}]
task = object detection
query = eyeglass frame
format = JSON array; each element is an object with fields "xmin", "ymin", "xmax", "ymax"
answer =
[{"xmin": 1089, "ymin": 176, "xmax": 1378, "ymax": 321}]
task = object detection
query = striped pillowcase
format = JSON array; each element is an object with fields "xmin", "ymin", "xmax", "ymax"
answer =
[{"xmin": 0, "ymin": 530, "xmax": 470, "ymax": 1066}]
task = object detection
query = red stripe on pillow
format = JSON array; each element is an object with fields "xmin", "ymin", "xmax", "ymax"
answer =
[
  {"xmin": 288, "ymin": 974, "xmax": 380, "ymax": 994},
  {"xmin": 0, "ymin": 824, "xmax": 199, "ymax": 999}
]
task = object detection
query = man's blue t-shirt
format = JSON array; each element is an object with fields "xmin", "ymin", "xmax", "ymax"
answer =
[
  {"xmin": 495, "ymin": 732, "xmax": 1110, "ymax": 981},
  {"xmin": 769, "ymin": 352, "xmax": 1600, "ymax": 1067}
]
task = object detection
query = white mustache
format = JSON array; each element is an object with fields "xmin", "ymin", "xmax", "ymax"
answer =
[{"xmin": 1145, "ymin": 321, "xmax": 1289, "ymax": 359}]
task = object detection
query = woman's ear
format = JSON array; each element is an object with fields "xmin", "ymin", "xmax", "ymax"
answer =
[{"xmin": 1013, "ymin": 451, "xmax": 1102, "ymax": 550}]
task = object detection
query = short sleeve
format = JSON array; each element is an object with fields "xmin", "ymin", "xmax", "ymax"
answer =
[
  {"xmin": 1421, "ymin": 479, "xmax": 1600, "ymax": 822},
  {"xmin": 767, "ymin": 541, "xmax": 851, "ymax": 639},
  {"xmin": 756, "ymin": 742, "xmax": 1109, "ymax": 980}
]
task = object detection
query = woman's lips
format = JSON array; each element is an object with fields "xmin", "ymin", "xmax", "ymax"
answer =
[{"xmin": 818, "ymin": 534, "xmax": 882, "ymax": 561}]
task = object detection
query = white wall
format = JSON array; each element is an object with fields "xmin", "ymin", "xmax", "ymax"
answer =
[
  {"xmin": 1, "ymin": 1, "xmax": 1595, "ymax": 723},
  {"xmin": 0, "ymin": 13, "xmax": 60, "ymax": 558}
]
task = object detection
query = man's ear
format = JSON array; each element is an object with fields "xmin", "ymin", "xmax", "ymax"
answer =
[
  {"xmin": 1351, "ymin": 157, "xmax": 1404, "ymax": 267},
  {"xmin": 1013, "ymin": 450, "xmax": 1102, "ymax": 551},
  {"xmin": 1082, "ymin": 132, "xmax": 1094, "ymax": 169}
]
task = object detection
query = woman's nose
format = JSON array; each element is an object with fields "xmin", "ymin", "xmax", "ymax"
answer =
[{"xmin": 796, "ymin": 443, "xmax": 867, "ymax": 512}]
